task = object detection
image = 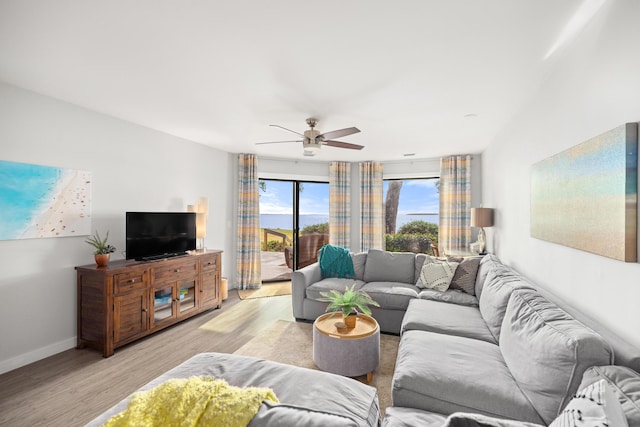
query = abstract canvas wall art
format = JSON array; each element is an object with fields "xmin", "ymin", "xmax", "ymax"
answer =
[
  {"xmin": 531, "ymin": 123, "xmax": 638, "ymax": 262},
  {"xmin": 0, "ymin": 160, "xmax": 91, "ymax": 240}
]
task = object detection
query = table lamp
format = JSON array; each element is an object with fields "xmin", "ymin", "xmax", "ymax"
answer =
[{"xmin": 470, "ymin": 207, "xmax": 494, "ymax": 254}]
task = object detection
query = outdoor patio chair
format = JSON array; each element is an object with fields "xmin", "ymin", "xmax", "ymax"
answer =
[{"xmin": 284, "ymin": 233, "xmax": 328, "ymax": 269}]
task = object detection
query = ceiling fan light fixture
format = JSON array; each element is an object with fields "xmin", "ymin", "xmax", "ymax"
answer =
[
  {"xmin": 303, "ymin": 141, "xmax": 321, "ymax": 156},
  {"xmin": 259, "ymin": 118, "xmax": 363, "ymax": 156}
]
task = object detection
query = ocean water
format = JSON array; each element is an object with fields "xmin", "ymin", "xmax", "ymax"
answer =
[
  {"xmin": 260, "ymin": 213, "xmax": 439, "ymax": 230},
  {"xmin": 260, "ymin": 214, "xmax": 329, "ymax": 230},
  {"xmin": 0, "ymin": 160, "xmax": 62, "ymax": 239}
]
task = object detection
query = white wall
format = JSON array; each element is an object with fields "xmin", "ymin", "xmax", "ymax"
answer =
[
  {"xmin": 0, "ymin": 83, "xmax": 235, "ymax": 373},
  {"xmin": 482, "ymin": 0, "xmax": 640, "ymax": 348}
]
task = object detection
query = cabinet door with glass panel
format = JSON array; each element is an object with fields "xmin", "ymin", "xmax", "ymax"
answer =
[
  {"xmin": 150, "ymin": 258, "xmax": 199, "ymax": 327},
  {"xmin": 151, "ymin": 278, "xmax": 199, "ymax": 327}
]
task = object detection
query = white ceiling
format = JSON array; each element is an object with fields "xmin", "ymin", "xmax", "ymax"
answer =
[{"xmin": 0, "ymin": 0, "xmax": 591, "ymax": 161}]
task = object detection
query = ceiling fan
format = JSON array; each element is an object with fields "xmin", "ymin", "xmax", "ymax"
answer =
[{"xmin": 256, "ymin": 118, "xmax": 363, "ymax": 156}]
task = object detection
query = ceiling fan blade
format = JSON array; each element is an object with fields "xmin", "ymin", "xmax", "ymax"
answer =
[
  {"xmin": 318, "ymin": 127, "xmax": 360, "ymax": 140},
  {"xmin": 256, "ymin": 140, "xmax": 302, "ymax": 145},
  {"xmin": 269, "ymin": 124, "xmax": 305, "ymax": 137},
  {"xmin": 323, "ymin": 140, "xmax": 364, "ymax": 150}
]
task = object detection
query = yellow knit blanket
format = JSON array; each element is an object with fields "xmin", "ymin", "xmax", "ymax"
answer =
[{"xmin": 104, "ymin": 376, "xmax": 279, "ymax": 427}]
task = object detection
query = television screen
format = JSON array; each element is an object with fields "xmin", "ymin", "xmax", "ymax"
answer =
[{"xmin": 126, "ymin": 212, "xmax": 196, "ymax": 260}]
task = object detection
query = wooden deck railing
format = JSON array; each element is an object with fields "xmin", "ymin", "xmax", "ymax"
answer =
[{"xmin": 262, "ymin": 228, "xmax": 292, "ymax": 251}]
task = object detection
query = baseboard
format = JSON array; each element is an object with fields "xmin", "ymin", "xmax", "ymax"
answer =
[{"xmin": 0, "ymin": 336, "xmax": 77, "ymax": 375}]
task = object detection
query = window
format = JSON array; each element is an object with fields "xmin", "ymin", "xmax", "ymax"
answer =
[{"xmin": 383, "ymin": 178, "xmax": 439, "ymax": 255}]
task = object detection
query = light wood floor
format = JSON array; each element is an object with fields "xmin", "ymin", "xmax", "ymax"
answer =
[{"xmin": 0, "ymin": 292, "xmax": 295, "ymax": 427}]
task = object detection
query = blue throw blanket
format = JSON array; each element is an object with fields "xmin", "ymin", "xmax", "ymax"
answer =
[{"xmin": 318, "ymin": 244, "xmax": 355, "ymax": 279}]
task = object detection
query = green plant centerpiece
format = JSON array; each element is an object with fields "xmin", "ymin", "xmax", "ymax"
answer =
[
  {"xmin": 318, "ymin": 284, "xmax": 380, "ymax": 329},
  {"xmin": 85, "ymin": 230, "xmax": 116, "ymax": 267}
]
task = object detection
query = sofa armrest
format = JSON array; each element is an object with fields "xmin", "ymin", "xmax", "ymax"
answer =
[{"xmin": 292, "ymin": 262, "xmax": 322, "ymax": 319}]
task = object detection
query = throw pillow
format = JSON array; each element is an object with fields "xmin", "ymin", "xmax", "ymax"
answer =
[
  {"xmin": 447, "ymin": 256, "xmax": 482, "ymax": 295},
  {"xmin": 549, "ymin": 379, "xmax": 628, "ymax": 427},
  {"xmin": 416, "ymin": 260, "xmax": 459, "ymax": 291},
  {"xmin": 579, "ymin": 365, "xmax": 640, "ymax": 426}
]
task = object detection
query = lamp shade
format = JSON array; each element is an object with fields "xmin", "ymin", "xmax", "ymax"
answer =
[
  {"xmin": 196, "ymin": 212, "xmax": 206, "ymax": 238},
  {"xmin": 198, "ymin": 197, "xmax": 209, "ymax": 215},
  {"xmin": 470, "ymin": 207, "xmax": 494, "ymax": 228}
]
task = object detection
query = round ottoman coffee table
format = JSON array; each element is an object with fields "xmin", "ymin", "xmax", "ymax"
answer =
[{"xmin": 313, "ymin": 313, "xmax": 380, "ymax": 383}]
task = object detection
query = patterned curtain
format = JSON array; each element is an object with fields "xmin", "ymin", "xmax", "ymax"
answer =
[
  {"xmin": 360, "ymin": 161, "xmax": 384, "ymax": 251},
  {"xmin": 329, "ymin": 162, "xmax": 351, "ymax": 249},
  {"xmin": 236, "ymin": 154, "xmax": 261, "ymax": 290},
  {"xmin": 439, "ymin": 155, "xmax": 472, "ymax": 254}
]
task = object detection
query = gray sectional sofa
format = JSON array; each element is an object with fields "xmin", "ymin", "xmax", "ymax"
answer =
[
  {"xmin": 294, "ymin": 250, "xmax": 640, "ymax": 426},
  {"xmin": 293, "ymin": 249, "xmax": 484, "ymax": 334},
  {"xmin": 88, "ymin": 250, "xmax": 640, "ymax": 426}
]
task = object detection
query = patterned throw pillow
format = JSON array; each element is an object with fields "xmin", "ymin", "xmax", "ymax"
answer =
[
  {"xmin": 447, "ymin": 256, "xmax": 481, "ymax": 295},
  {"xmin": 549, "ymin": 379, "xmax": 628, "ymax": 427},
  {"xmin": 416, "ymin": 260, "xmax": 459, "ymax": 291}
]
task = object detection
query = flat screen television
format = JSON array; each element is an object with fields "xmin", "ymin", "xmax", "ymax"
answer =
[{"xmin": 126, "ymin": 212, "xmax": 196, "ymax": 261}]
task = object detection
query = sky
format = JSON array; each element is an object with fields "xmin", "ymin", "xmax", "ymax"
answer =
[
  {"xmin": 387, "ymin": 179, "xmax": 440, "ymax": 216},
  {"xmin": 259, "ymin": 178, "xmax": 439, "ymax": 216}
]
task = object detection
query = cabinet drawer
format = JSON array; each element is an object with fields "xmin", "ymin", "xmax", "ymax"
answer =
[
  {"xmin": 200, "ymin": 254, "xmax": 219, "ymax": 273},
  {"xmin": 153, "ymin": 258, "xmax": 198, "ymax": 282},
  {"xmin": 114, "ymin": 270, "xmax": 147, "ymax": 294}
]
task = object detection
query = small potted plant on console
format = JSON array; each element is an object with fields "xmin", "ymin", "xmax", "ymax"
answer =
[
  {"xmin": 86, "ymin": 230, "xmax": 116, "ymax": 267},
  {"xmin": 318, "ymin": 284, "xmax": 379, "ymax": 329}
]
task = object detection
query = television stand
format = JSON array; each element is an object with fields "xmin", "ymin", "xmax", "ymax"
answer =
[
  {"xmin": 138, "ymin": 252, "xmax": 187, "ymax": 261},
  {"xmin": 76, "ymin": 250, "xmax": 222, "ymax": 357}
]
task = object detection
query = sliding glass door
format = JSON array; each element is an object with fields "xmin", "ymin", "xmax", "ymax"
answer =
[
  {"xmin": 259, "ymin": 179, "xmax": 329, "ymax": 282},
  {"xmin": 296, "ymin": 182, "xmax": 330, "ymax": 269}
]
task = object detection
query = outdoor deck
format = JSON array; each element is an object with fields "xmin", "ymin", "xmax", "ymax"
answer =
[{"xmin": 261, "ymin": 251, "xmax": 292, "ymax": 282}]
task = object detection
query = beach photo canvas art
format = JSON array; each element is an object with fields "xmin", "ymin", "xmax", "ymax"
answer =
[
  {"xmin": 531, "ymin": 123, "xmax": 638, "ymax": 262},
  {"xmin": 0, "ymin": 160, "xmax": 91, "ymax": 240}
]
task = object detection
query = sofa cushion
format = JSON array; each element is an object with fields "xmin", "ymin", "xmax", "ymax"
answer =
[
  {"xmin": 414, "ymin": 253, "xmax": 428, "ymax": 279},
  {"xmin": 382, "ymin": 407, "xmax": 447, "ymax": 427},
  {"xmin": 500, "ymin": 289, "xmax": 614, "ymax": 425},
  {"xmin": 392, "ymin": 330, "xmax": 544, "ymax": 423},
  {"xmin": 87, "ymin": 352, "xmax": 380, "ymax": 427},
  {"xmin": 383, "ymin": 409, "xmax": 545, "ymax": 427},
  {"xmin": 401, "ymin": 299, "xmax": 496, "ymax": 343},
  {"xmin": 418, "ymin": 288, "xmax": 479, "ymax": 307},
  {"xmin": 447, "ymin": 256, "xmax": 482, "ymax": 295},
  {"xmin": 479, "ymin": 267, "xmax": 533, "ymax": 341},
  {"xmin": 415, "ymin": 260, "xmax": 459, "ymax": 291},
  {"xmin": 578, "ymin": 365, "xmax": 640, "ymax": 426},
  {"xmin": 475, "ymin": 254, "xmax": 502, "ymax": 298},
  {"xmin": 443, "ymin": 413, "xmax": 545, "ymax": 427},
  {"xmin": 351, "ymin": 252, "xmax": 367, "ymax": 281},
  {"xmin": 363, "ymin": 249, "xmax": 415, "ymax": 284},
  {"xmin": 306, "ymin": 278, "xmax": 365, "ymax": 301},
  {"xmin": 359, "ymin": 282, "xmax": 419, "ymax": 310},
  {"xmin": 549, "ymin": 379, "xmax": 627, "ymax": 427}
]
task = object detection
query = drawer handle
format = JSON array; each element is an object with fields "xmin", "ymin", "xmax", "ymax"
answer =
[
  {"xmin": 174, "ymin": 269, "xmax": 181, "ymax": 273},
  {"xmin": 207, "ymin": 262, "xmax": 214, "ymax": 266},
  {"xmin": 128, "ymin": 279, "xmax": 136, "ymax": 283}
]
